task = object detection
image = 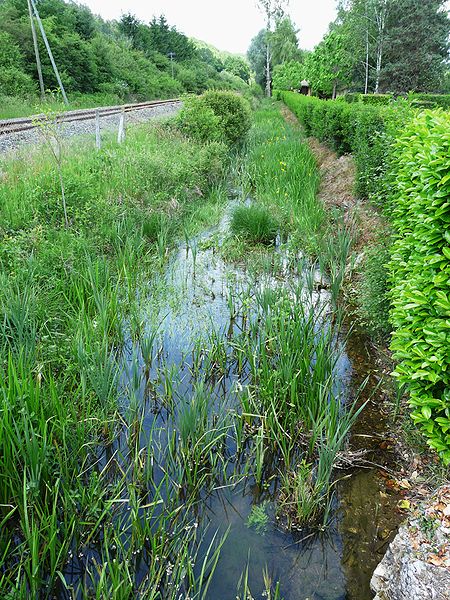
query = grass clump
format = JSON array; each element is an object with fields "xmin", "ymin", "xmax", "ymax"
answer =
[{"xmin": 230, "ymin": 204, "xmax": 279, "ymax": 245}]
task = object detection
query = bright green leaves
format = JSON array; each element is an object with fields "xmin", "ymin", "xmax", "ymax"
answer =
[{"xmin": 389, "ymin": 110, "xmax": 450, "ymax": 464}]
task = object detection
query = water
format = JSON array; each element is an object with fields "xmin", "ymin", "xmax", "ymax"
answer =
[{"xmin": 63, "ymin": 203, "xmax": 402, "ymax": 598}]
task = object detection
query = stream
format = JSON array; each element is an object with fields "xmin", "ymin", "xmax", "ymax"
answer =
[{"xmin": 63, "ymin": 201, "xmax": 402, "ymax": 599}]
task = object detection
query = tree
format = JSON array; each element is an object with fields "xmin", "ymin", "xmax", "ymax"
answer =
[
  {"xmin": 255, "ymin": 0, "xmax": 289, "ymax": 96},
  {"xmin": 380, "ymin": 0, "xmax": 449, "ymax": 93},
  {"xmin": 247, "ymin": 29, "xmax": 268, "ymax": 89},
  {"xmin": 271, "ymin": 16, "xmax": 303, "ymax": 66},
  {"xmin": 272, "ymin": 60, "xmax": 304, "ymax": 90},
  {"xmin": 305, "ymin": 29, "xmax": 352, "ymax": 97},
  {"xmin": 224, "ymin": 56, "xmax": 251, "ymax": 83}
]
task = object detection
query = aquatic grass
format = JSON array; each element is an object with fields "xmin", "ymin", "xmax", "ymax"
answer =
[
  {"xmin": 0, "ymin": 117, "xmax": 231, "ymax": 595},
  {"xmin": 230, "ymin": 204, "xmax": 279, "ymax": 245}
]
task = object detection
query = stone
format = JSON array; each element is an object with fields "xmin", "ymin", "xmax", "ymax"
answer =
[{"xmin": 371, "ymin": 485, "xmax": 450, "ymax": 600}]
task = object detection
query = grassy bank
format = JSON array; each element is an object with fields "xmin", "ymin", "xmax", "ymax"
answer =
[
  {"xmin": 0, "ymin": 98, "xmax": 370, "ymax": 597},
  {"xmin": 0, "ymin": 119, "xmax": 229, "ymax": 596},
  {"xmin": 278, "ymin": 91, "xmax": 450, "ymax": 464}
]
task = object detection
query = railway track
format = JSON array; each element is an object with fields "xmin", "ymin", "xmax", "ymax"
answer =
[{"xmin": 0, "ymin": 98, "xmax": 181, "ymax": 136}]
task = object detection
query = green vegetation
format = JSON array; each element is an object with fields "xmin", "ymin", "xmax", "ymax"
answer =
[
  {"xmin": 389, "ymin": 111, "xmax": 450, "ymax": 463},
  {"xmin": 254, "ymin": 0, "xmax": 449, "ymax": 97},
  {"xmin": 278, "ymin": 90, "xmax": 450, "ymax": 463},
  {"xmin": 177, "ymin": 90, "xmax": 252, "ymax": 146},
  {"xmin": 356, "ymin": 242, "xmax": 392, "ymax": 339},
  {"xmin": 246, "ymin": 502, "xmax": 270, "ymax": 534},
  {"xmin": 230, "ymin": 204, "xmax": 279, "ymax": 244},
  {"xmin": 0, "ymin": 95, "xmax": 369, "ymax": 593},
  {"xmin": 0, "ymin": 0, "xmax": 253, "ymax": 118},
  {"xmin": 0, "ymin": 113, "xmax": 229, "ymax": 595}
]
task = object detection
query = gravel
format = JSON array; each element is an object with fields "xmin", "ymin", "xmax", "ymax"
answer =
[{"xmin": 0, "ymin": 101, "xmax": 181, "ymax": 156}]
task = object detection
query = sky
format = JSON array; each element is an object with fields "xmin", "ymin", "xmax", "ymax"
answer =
[{"xmin": 79, "ymin": 0, "xmax": 337, "ymax": 54}]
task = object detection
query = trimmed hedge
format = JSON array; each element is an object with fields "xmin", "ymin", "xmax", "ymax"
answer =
[
  {"xmin": 279, "ymin": 91, "xmax": 405, "ymax": 199},
  {"xmin": 279, "ymin": 90, "xmax": 450, "ymax": 462},
  {"xmin": 408, "ymin": 93, "xmax": 450, "ymax": 110},
  {"xmin": 389, "ymin": 111, "xmax": 450, "ymax": 463}
]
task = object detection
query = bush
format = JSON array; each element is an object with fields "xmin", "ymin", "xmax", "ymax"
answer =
[
  {"xmin": 360, "ymin": 94, "xmax": 393, "ymax": 105},
  {"xmin": 278, "ymin": 91, "xmax": 408, "ymax": 200},
  {"xmin": 201, "ymin": 90, "xmax": 251, "ymax": 146},
  {"xmin": 0, "ymin": 67, "xmax": 36, "ymax": 96},
  {"xmin": 389, "ymin": 111, "xmax": 450, "ymax": 463},
  {"xmin": 230, "ymin": 205, "xmax": 278, "ymax": 244},
  {"xmin": 176, "ymin": 98, "xmax": 222, "ymax": 143},
  {"xmin": 177, "ymin": 91, "xmax": 251, "ymax": 146},
  {"xmin": 407, "ymin": 93, "xmax": 450, "ymax": 110}
]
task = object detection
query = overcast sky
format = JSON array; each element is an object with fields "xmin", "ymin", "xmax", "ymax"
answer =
[{"xmin": 79, "ymin": 0, "xmax": 337, "ymax": 54}]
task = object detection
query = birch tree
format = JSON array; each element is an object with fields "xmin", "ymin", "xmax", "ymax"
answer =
[{"xmin": 256, "ymin": 0, "xmax": 289, "ymax": 96}]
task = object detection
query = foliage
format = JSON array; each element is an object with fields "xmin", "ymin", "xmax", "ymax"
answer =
[
  {"xmin": 380, "ymin": 0, "xmax": 449, "ymax": 93},
  {"xmin": 272, "ymin": 60, "xmax": 304, "ymax": 91},
  {"xmin": 407, "ymin": 93, "xmax": 450, "ymax": 110},
  {"xmin": 304, "ymin": 29, "xmax": 353, "ymax": 97},
  {"xmin": 270, "ymin": 16, "xmax": 303, "ymax": 65},
  {"xmin": 389, "ymin": 111, "xmax": 450, "ymax": 463},
  {"xmin": 0, "ymin": 0, "xmax": 249, "ymax": 109},
  {"xmin": 246, "ymin": 502, "xmax": 270, "ymax": 534},
  {"xmin": 230, "ymin": 204, "xmax": 279, "ymax": 244},
  {"xmin": 200, "ymin": 90, "xmax": 252, "ymax": 145},
  {"xmin": 248, "ymin": 29, "xmax": 269, "ymax": 90},
  {"xmin": 223, "ymin": 55, "xmax": 251, "ymax": 83},
  {"xmin": 278, "ymin": 91, "xmax": 407, "ymax": 198},
  {"xmin": 177, "ymin": 97, "xmax": 223, "ymax": 143},
  {"xmin": 357, "ymin": 241, "xmax": 392, "ymax": 339}
]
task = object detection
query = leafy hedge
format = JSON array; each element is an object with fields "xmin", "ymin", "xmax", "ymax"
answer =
[
  {"xmin": 389, "ymin": 111, "xmax": 450, "ymax": 463},
  {"xmin": 278, "ymin": 91, "xmax": 405, "ymax": 199},
  {"xmin": 407, "ymin": 93, "xmax": 450, "ymax": 110},
  {"xmin": 279, "ymin": 90, "xmax": 450, "ymax": 462}
]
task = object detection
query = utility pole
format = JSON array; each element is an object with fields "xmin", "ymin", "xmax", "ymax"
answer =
[
  {"xmin": 168, "ymin": 52, "xmax": 176, "ymax": 79},
  {"xmin": 27, "ymin": 0, "xmax": 45, "ymax": 100},
  {"xmin": 30, "ymin": 0, "xmax": 69, "ymax": 105}
]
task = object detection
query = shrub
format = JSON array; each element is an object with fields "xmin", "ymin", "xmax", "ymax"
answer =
[
  {"xmin": 389, "ymin": 111, "xmax": 450, "ymax": 463},
  {"xmin": 278, "ymin": 90, "xmax": 408, "ymax": 200},
  {"xmin": 201, "ymin": 90, "xmax": 251, "ymax": 146},
  {"xmin": 230, "ymin": 205, "xmax": 279, "ymax": 245},
  {"xmin": 360, "ymin": 94, "xmax": 393, "ymax": 105},
  {"xmin": 177, "ymin": 91, "xmax": 251, "ymax": 146},
  {"xmin": 176, "ymin": 98, "xmax": 222, "ymax": 144},
  {"xmin": 407, "ymin": 93, "xmax": 450, "ymax": 110},
  {"xmin": 0, "ymin": 67, "xmax": 36, "ymax": 96}
]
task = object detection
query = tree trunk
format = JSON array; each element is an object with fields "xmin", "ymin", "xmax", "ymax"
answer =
[
  {"xmin": 374, "ymin": 0, "xmax": 387, "ymax": 94},
  {"xmin": 265, "ymin": 40, "xmax": 271, "ymax": 97},
  {"xmin": 364, "ymin": 1, "xmax": 369, "ymax": 94},
  {"xmin": 332, "ymin": 81, "xmax": 337, "ymax": 99}
]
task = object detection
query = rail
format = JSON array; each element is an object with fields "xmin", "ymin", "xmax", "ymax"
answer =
[{"xmin": 0, "ymin": 99, "xmax": 181, "ymax": 135}]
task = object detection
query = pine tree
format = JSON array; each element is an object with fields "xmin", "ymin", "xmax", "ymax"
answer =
[{"xmin": 380, "ymin": 0, "xmax": 449, "ymax": 92}]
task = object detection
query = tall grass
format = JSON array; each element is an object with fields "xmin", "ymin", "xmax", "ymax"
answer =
[{"xmin": 0, "ymin": 119, "xmax": 229, "ymax": 595}]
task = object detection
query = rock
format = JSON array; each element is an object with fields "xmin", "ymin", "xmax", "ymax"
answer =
[{"xmin": 371, "ymin": 485, "xmax": 450, "ymax": 600}]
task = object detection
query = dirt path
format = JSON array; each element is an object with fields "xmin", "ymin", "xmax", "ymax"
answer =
[{"xmin": 280, "ymin": 104, "xmax": 385, "ymax": 251}]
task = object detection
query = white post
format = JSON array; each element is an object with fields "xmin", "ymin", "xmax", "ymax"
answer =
[
  {"xmin": 118, "ymin": 110, "xmax": 126, "ymax": 144},
  {"xmin": 95, "ymin": 110, "xmax": 101, "ymax": 150}
]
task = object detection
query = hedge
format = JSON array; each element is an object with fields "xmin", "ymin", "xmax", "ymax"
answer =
[
  {"xmin": 279, "ymin": 91, "xmax": 450, "ymax": 462},
  {"xmin": 389, "ymin": 111, "xmax": 450, "ymax": 463},
  {"xmin": 278, "ymin": 91, "xmax": 405, "ymax": 199},
  {"xmin": 407, "ymin": 93, "xmax": 450, "ymax": 110}
]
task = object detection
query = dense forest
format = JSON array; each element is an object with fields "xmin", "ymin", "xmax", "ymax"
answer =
[
  {"xmin": 0, "ymin": 0, "xmax": 252, "ymax": 102},
  {"xmin": 249, "ymin": 0, "xmax": 450, "ymax": 97}
]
